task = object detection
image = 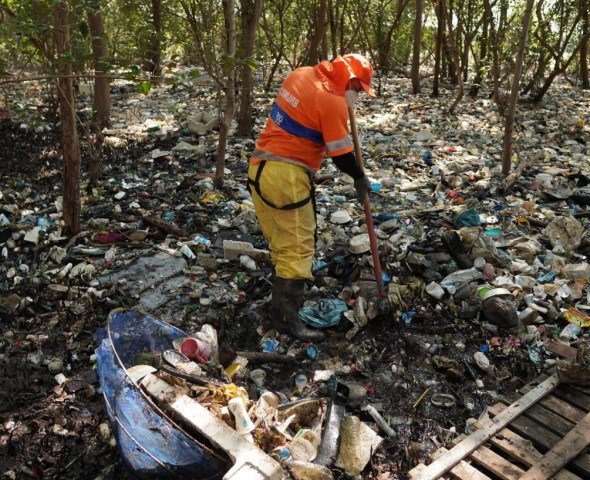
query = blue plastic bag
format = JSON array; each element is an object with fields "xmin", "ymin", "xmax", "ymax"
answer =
[{"xmin": 299, "ymin": 299, "xmax": 348, "ymax": 329}]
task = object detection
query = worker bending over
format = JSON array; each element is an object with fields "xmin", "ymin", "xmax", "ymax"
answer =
[{"xmin": 248, "ymin": 54, "xmax": 376, "ymax": 341}]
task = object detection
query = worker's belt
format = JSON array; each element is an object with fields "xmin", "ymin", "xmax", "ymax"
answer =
[
  {"xmin": 247, "ymin": 161, "xmax": 315, "ymax": 211},
  {"xmin": 270, "ymin": 103, "xmax": 324, "ymax": 144}
]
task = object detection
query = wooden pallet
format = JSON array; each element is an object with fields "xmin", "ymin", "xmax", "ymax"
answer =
[{"xmin": 408, "ymin": 373, "xmax": 590, "ymax": 480}]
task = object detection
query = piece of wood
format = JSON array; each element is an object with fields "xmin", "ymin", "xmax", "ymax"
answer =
[
  {"xmin": 520, "ymin": 401, "xmax": 576, "ymax": 437},
  {"xmin": 489, "ymin": 428, "xmax": 582, "ymax": 480},
  {"xmin": 552, "ymin": 384, "xmax": 590, "ymax": 412},
  {"xmin": 408, "ymin": 373, "xmax": 560, "ymax": 480},
  {"xmin": 236, "ymin": 351, "xmax": 302, "ymax": 365},
  {"xmin": 519, "ymin": 386, "xmax": 587, "ymax": 423},
  {"xmin": 501, "ymin": 157, "xmax": 533, "ymax": 191},
  {"xmin": 489, "ymin": 403, "xmax": 590, "ymax": 475},
  {"xmin": 430, "ymin": 447, "xmax": 491, "ymax": 480},
  {"xmin": 468, "ymin": 446, "xmax": 525, "ymax": 480},
  {"xmin": 142, "ymin": 215, "xmax": 189, "ymax": 237},
  {"xmin": 519, "ymin": 411, "xmax": 590, "ymax": 480},
  {"xmin": 545, "ymin": 342, "xmax": 578, "ymax": 360}
]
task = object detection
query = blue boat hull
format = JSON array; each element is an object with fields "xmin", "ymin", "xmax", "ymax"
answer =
[{"xmin": 95, "ymin": 309, "xmax": 230, "ymax": 479}]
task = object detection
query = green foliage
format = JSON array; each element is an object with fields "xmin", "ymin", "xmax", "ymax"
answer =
[
  {"xmin": 0, "ymin": 0, "xmax": 588, "ymax": 103},
  {"xmin": 137, "ymin": 80, "xmax": 153, "ymax": 95}
]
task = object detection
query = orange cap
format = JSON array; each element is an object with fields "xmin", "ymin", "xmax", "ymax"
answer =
[{"xmin": 343, "ymin": 54, "xmax": 376, "ymax": 97}]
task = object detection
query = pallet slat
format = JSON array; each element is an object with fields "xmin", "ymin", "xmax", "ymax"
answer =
[
  {"xmin": 468, "ymin": 445, "xmax": 525, "ymax": 480},
  {"xmin": 552, "ymin": 384, "xmax": 590, "ymax": 412},
  {"xmin": 408, "ymin": 373, "xmax": 559, "ymax": 480},
  {"xmin": 409, "ymin": 377, "xmax": 590, "ymax": 480},
  {"xmin": 429, "ymin": 447, "xmax": 492, "ymax": 480},
  {"xmin": 519, "ymin": 387, "xmax": 588, "ymax": 423},
  {"xmin": 489, "ymin": 403, "xmax": 590, "ymax": 476},
  {"xmin": 489, "ymin": 427, "xmax": 582, "ymax": 480},
  {"xmin": 519, "ymin": 411, "xmax": 590, "ymax": 480}
]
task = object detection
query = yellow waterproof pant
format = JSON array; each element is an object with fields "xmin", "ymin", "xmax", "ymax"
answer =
[{"xmin": 248, "ymin": 161, "xmax": 315, "ymax": 280}]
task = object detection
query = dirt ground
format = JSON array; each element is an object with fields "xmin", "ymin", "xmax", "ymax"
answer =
[{"xmin": 0, "ymin": 89, "xmax": 563, "ymax": 479}]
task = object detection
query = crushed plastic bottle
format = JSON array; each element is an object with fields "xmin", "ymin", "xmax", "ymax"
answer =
[
  {"xmin": 290, "ymin": 460, "xmax": 333, "ymax": 480},
  {"xmin": 337, "ymin": 416, "xmax": 363, "ymax": 476}
]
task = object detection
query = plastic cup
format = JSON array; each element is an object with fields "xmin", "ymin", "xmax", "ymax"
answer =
[{"xmin": 180, "ymin": 337, "xmax": 211, "ymax": 363}]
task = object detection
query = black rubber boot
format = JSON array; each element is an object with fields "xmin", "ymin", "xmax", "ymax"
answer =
[{"xmin": 271, "ymin": 277, "xmax": 325, "ymax": 342}]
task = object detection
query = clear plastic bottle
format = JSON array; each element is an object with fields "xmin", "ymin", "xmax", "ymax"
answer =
[
  {"xmin": 290, "ymin": 460, "xmax": 333, "ymax": 480},
  {"xmin": 338, "ymin": 416, "xmax": 363, "ymax": 476}
]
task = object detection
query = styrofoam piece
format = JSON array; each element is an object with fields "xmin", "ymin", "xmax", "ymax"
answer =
[
  {"xmin": 349, "ymin": 233, "xmax": 371, "ymax": 254},
  {"xmin": 330, "ymin": 210, "xmax": 352, "ymax": 224}
]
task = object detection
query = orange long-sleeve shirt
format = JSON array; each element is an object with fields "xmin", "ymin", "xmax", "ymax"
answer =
[{"xmin": 252, "ymin": 57, "xmax": 355, "ymax": 172}]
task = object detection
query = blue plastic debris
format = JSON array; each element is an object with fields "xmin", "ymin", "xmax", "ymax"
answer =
[
  {"xmin": 299, "ymin": 299, "xmax": 348, "ymax": 329},
  {"xmin": 401, "ymin": 310, "xmax": 417, "ymax": 326},
  {"xmin": 95, "ymin": 310, "xmax": 229, "ymax": 479},
  {"xmin": 306, "ymin": 344, "xmax": 319, "ymax": 359},
  {"xmin": 370, "ymin": 182, "xmax": 382, "ymax": 193},
  {"xmin": 373, "ymin": 213, "xmax": 402, "ymax": 223},
  {"xmin": 455, "ymin": 209, "xmax": 481, "ymax": 227},
  {"xmin": 262, "ymin": 339, "xmax": 280, "ymax": 353},
  {"xmin": 37, "ymin": 217, "xmax": 51, "ymax": 231},
  {"xmin": 162, "ymin": 211, "xmax": 176, "ymax": 222},
  {"xmin": 537, "ymin": 270, "xmax": 557, "ymax": 284}
]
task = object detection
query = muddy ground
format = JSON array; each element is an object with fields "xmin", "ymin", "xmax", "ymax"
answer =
[{"xmin": 0, "ymin": 81, "xmax": 572, "ymax": 480}]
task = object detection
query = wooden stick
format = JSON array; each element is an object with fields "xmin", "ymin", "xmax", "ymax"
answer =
[
  {"xmin": 142, "ymin": 215, "xmax": 188, "ymax": 238},
  {"xmin": 346, "ymin": 96, "xmax": 385, "ymax": 298},
  {"xmin": 236, "ymin": 351, "xmax": 302, "ymax": 365}
]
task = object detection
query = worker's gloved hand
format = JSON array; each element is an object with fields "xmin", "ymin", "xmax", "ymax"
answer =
[{"xmin": 353, "ymin": 176, "xmax": 371, "ymax": 204}]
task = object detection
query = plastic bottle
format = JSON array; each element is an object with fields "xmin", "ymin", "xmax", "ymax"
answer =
[
  {"xmin": 56, "ymin": 263, "xmax": 73, "ymax": 280},
  {"xmin": 338, "ymin": 416, "xmax": 363, "ymax": 476},
  {"xmin": 290, "ymin": 460, "xmax": 333, "ymax": 480},
  {"xmin": 195, "ymin": 324, "xmax": 219, "ymax": 364},
  {"xmin": 364, "ymin": 405, "xmax": 396, "ymax": 438}
]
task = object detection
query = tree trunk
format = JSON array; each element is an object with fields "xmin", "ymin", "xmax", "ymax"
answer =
[
  {"xmin": 236, "ymin": 0, "xmax": 263, "ymax": 137},
  {"xmin": 88, "ymin": 7, "xmax": 109, "ymax": 127},
  {"xmin": 446, "ymin": 0, "xmax": 455, "ymax": 80},
  {"xmin": 531, "ymin": 41, "xmax": 588, "ymax": 102},
  {"xmin": 260, "ymin": 0, "xmax": 288, "ymax": 91},
  {"xmin": 145, "ymin": 0, "xmax": 162, "ymax": 76},
  {"xmin": 444, "ymin": 0, "xmax": 463, "ymax": 113},
  {"xmin": 501, "ymin": 0, "xmax": 534, "ymax": 175},
  {"xmin": 87, "ymin": 2, "xmax": 109, "ymax": 185},
  {"xmin": 469, "ymin": 0, "xmax": 490, "ymax": 97},
  {"xmin": 580, "ymin": 0, "xmax": 589, "ymax": 88},
  {"xmin": 305, "ymin": 0, "xmax": 329, "ymax": 65},
  {"xmin": 54, "ymin": 1, "xmax": 81, "ymax": 236},
  {"xmin": 215, "ymin": 0, "xmax": 236, "ymax": 188},
  {"xmin": 432, "ymin": 0, "xmax": 445, "ymax": 97},
  {"xmin": 411, "ymin": 0, "xmax": 424, "ymax": 94},
  {"xmin": 492, "ymin": 0, "xmax": 508, "ymax": 104}
]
